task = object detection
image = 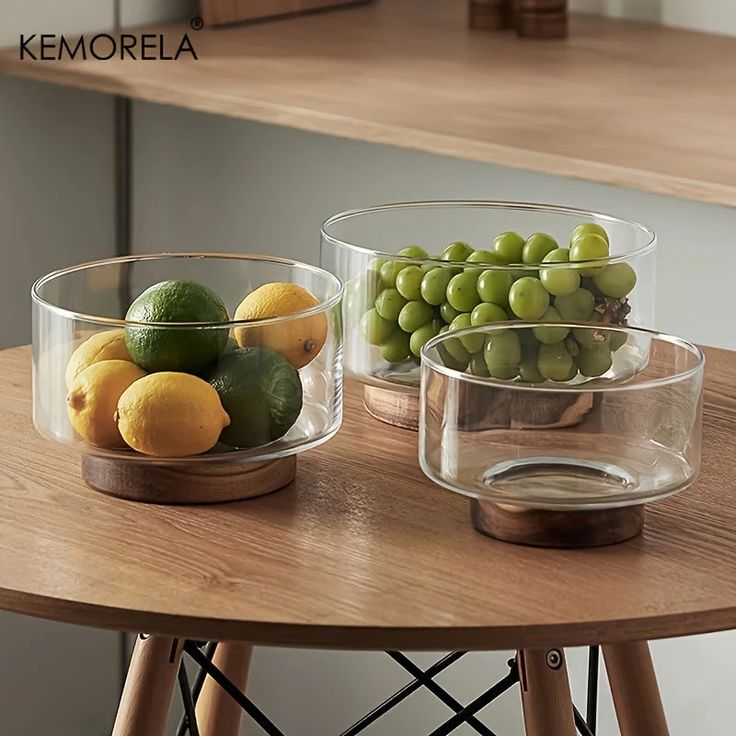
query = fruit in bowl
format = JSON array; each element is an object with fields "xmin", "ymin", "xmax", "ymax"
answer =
[
  {"xmin": 65, "ymin": 279, "xmax": 322, "ymax": 457},
  {"xmin": 351, "ymin": 222, "xmax": 637, "ymax": 383}
]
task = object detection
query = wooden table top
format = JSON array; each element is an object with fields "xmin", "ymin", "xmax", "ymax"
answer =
[
  {"xmin": 1, "ymin": 345, "xmax": 736, "ymax": 650},
  {"xmin": 1, "ymin": 1, "xmax": 736, "ymax": 207}
]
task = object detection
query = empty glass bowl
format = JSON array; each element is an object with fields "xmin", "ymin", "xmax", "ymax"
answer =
[
  {"xmin": 32, "ymin": 253, "xmax": 343, "ymax": 502},
  {"xmin": 320, "ymin": 201, "xmax": 656, "ymax": 428},
  {"xmin": 419, "ymin": 323, "xmax": 704, "ymax": 512}
]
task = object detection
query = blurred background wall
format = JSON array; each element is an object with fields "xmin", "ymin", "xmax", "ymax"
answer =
[{"xmin": 1, "ymin": 1, "xmax": 735, "ymax": 734}]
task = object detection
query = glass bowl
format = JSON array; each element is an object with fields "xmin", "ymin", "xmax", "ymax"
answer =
[
  {"xmin": 32, "ymin": 253, "xmax": 343, "ymax": 503},
  {"xmin": 320, "ymin": 201, "xmax": 656, "ymax": 430},
  {"xmin": 419, "ymin": 323, "xmax": 704, "ymax": 547}
]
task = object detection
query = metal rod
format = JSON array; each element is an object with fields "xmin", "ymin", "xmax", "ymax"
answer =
[
  {"xmin": 574, "ymin": 705, "xmax": 595, "ymax": 736},
  {"xmin": 176, "ymin": 642, "xmax": 217, "ymax": 736},
  {"xmin": 586, "ymin": 645, "xmax": 599, "ymax": 734},
  {"xmin": 185, "ymin": 642, "xmax": 285, "ymax": 736},
  {"xmin": 178, "ymin": 662, "xmax": 201, "ymax": 736},
  {"xmin": 387, "ymin": 652, "xmax": 497, "ymax": 736},
  {"xmin": 427, "ymin": 661, "xmax": 520, "ymax": 736},
  {"xmin": 339, "ymin": 652, "xmax": 468, "ymax": 736}
]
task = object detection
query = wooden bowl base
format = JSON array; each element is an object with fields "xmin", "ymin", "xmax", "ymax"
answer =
[
  {"xmin": 471, "ymin": 500, "xmax": 644, "ymax": 548},
  {"xmin": 81, "ymin": 454, "xmax": 297, "ymax": 505},
  {"xmin": 363, "ymin": 385, "xmax": 420, "ymax": 430}
]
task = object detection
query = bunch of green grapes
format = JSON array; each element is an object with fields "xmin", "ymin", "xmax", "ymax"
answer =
[{"xmin": 347, "ymin": 222, "xmax": 636, "ymax": 383}]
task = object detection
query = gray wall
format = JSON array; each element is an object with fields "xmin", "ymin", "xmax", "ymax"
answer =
[
  {"xmin": 0, "ymin": 5, "xmax": 121, "ymax": 736},
  {"xmin": 1, "ymin": 0, "xmax": 735, "ymax": 733}
]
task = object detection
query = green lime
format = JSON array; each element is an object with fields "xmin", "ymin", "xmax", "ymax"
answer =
[
  {"xmin": 206, "ymin": 347, "xmax": 303, "ymax": 448},
  {"xmin": 124, "ymin": 280, "xmax": 229, "ymax": 373}
]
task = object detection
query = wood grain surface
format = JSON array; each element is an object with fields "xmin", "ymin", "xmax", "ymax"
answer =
[
  {"xmin": 1, "ymin": 1, "xmax": 735, "ymax": 207},
  {"xmin": 1, "ymin": 345, "xmax": 736, "ymax": 650}
]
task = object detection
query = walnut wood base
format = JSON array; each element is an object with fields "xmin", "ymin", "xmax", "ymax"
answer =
[
  {"xmin": 363, "ymin": 385, "xmax": 420, "ymax": 430},
  {"xmin": 81, "ymin": 454, "xmax": 297, "ymax": 504},
  {"xmin": 471, "ymin": 501, "xmax": 645, "ymax": 548},
  {"xmin": 469, "ymin": 0, "xmax": 514, "ymax": 30}
]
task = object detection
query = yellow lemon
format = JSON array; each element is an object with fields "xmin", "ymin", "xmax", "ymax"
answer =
[
  {"xmin": 116, "ymin": 372, "xmax": 230, "ymax": 457},
  {"xmin": 234, "ymin": 283, "xmax": 327, "ymax": 369},
  {"xmin": 67, "ymin": 360, "xmax": 146, "ymax": 448},
  {"xmin": 65, "ymin": 329, "xmax": 133, "ymax": 389}
]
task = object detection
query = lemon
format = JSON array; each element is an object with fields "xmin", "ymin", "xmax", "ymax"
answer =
[
  {"xmin": 234, "ymin": 283, "xmax": 327, "ymax": 369},
  {"xmin": 67, "ymin": 360, "xmax": 146, "ymax": 448},
  {"xmin": 116, "ymin": 372, "xmax": 230, "ymax": 457},
  {"xmin": 65, "ymin": 329, "xmax": 132, "ymax": 389}
]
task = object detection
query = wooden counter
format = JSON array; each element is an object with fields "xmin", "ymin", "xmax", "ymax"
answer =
[{"xmin": 1, "ymin": 0, "xmax": 735, "ymax": 207}]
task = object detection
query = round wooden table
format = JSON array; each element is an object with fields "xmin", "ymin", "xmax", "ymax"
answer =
[{"xmin": 2, "ymin": 345, "xmax": 735, "ymax": 735}]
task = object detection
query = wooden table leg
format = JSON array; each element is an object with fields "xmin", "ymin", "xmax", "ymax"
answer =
[
  {"xmin": 195, "ymin": 642, "xmax": 253, "ymax": 736},
  {"xmin": 112, "ymin": 634, "xmax": 183, "ymax": 736},
  {"xmin": 603, "ymin": 641, "xmax": 670, "ymax": 736},
  {"xmin": 518, "ymin": 648, "xmax": 576, "ymax": 736}
]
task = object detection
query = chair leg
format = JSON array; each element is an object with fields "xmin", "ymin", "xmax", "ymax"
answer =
[
  {"xmin": 518, "ymin": 648, "xmax": 576, "ymax": 736},
  {"xmin": 603, "ymin": 641, "xmax": 670, "ymax": 736},
  {"xmin": 112, "ymin": 635, "xmax": 184, "ymax": 736},
  {"xmin": 195, "ymin": 642, "xmax": 253, "ymax": 736}
]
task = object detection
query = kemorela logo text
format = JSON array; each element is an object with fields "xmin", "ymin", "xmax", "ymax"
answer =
[{"xmin": 19, "ymin": 17, "xmax": 203, "ymax": 61}]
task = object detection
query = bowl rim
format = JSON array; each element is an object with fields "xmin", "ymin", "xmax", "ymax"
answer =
[
  {"xmin": 31, "ymin": 252, "xmax": 344, "ymax": 328},
  {"xmin": 421, "ymin": 322, "xmax": 705, "ymax": 393},
  {"xmin": 320, "ymin": 200, "xmax": 657, "ymax": 269}
]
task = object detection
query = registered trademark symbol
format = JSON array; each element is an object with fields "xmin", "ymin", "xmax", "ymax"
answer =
[{"xmin": 190, "ymin": 17, "xmax": 204, "ymax": 31}]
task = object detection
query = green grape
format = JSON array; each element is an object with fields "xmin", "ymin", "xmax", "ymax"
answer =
[
  {"xmin": 570, "ymin": 233, "xmax": 609, "ymax": 277},
  {"xmin": 410, "ymin": 321, "xmax": 440, "ymax": 357},
  {"xmin": 491, "ymin": 231, "xmax": 525, "ymax": 264},
  {"xmin": 468, "ymin": 353, "xmax": 490, "ymax": 377},
  {"xmin": 532, "ymin": 306, "xmax": 569, "ymax": 345},
  {"xmin": 477, "ymin": 269, "xmax": 513, "ymax": 306},
  {"xmin": 538, "ymin": 342, "xmax": 573, "ymax": 381},
  {"xmin": 471, "ymin": 302, "xmax": 507, "ymax": 326},
  {"xmin": 593, "ymin": 263, "xmax": 637, "ymax": 298},
  {"xmin": 442, "ymin": 241, "xmax": 474, "ymax": 262},
  {"xmin": 508, "ymin": 277, "xmax": 549, "ymax": 320},
  {"xmin": 443, "ymin": 334, "xmax": 472, "ymax": 364},
  {"xmin": 380, "ymin": 330, "xmax": 411, "ymax": 363},
  {"xmin": 440, "ymin": 301, "xmax": 460, "ymax": 324},
  {"xmin": 577, "ymin": 344, "xmax": 613, "ymax": 377},
  {"xmin": 398, "ymin": 300, "xmax": 435, "ymax": 333},
  {"xmin": 421, "ymin": 267, "xmax": 452, "ymax": 305},
  {"xmin": 484, "ymin": 330, "xmax": 521, "ymax": 379},
  {"xmin": 361, "ymin": 308, "xmax": 396, "ymax": 346},
  {"xmin": 375, "ymin": 288, "xmax": 407, "ymax": 322},
  {"xmin": 555, "ymin": 287, "xmax": 595, "ymax": 321},
  {"xmin": 446, "ymin": 271, "xmax": 482, "ymax": 312},
  {"xmin": 367, "ymin": 257, "xmax": 386, "ymax": 273},
  {"xmin": 519, "ymin": 336, "xmax": 543, "ymax": 382},
  {"xmin": 607, "ymin": 329, "xmax": 628, "ymax": 352},
  {"xmin": 396, "ymin": 265, "xmax": 424, "ymax": 301},
  {"xmin": 539, "ymin": 248, "xmax": 580, "ymax": 297},
  {"xmin": 522, "ymin": 233, "xmax": 558, "ymax": 264},
  {"xmin": 437, "ymin": 342, "xmax": 469, "ymax": 371},
  {"xmin": 571, "ymin": 222, "xmax": 609, "ymax": 244},
  {"xmin": 449, "ymin": 313, "xmax": 484, "ymax": 353},
  {"xmin": 422, "ymin": 260, "xmax": 441, "ymax": 274},
  {"xmin": 572, "ymin": 324, "xmax": 608, "ymax": 349},
  {"xmin": 379, "ymin": 260, "xmax": 407, "ymax": 288},
  {"xmin": 563, "ymin": 364, "xmax": 579, "ymax": 381},
  {"xmin": 465, "ymin": 249, "xmax": 501, "ymax": 266},
  {"xmin": 398, "ymin": 245, "xmax": 429, "ymax": 259}
]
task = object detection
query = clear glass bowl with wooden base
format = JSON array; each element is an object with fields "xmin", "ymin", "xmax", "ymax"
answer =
[
  {"xmin": 419, "ymin": 323, "xmax": 704, "ymax": 548},
  {"xmin": 320, "ymin": 201, "xmax": 656, "ymax": 431},
  {"xmin": 32, "ymin": 253, "xmax": 343, "ymax": 504}
]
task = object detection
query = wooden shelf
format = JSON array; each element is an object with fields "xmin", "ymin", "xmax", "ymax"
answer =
[{"xmin": 2, "ymin": 0, "xmax": 735, "ymax": 207}]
